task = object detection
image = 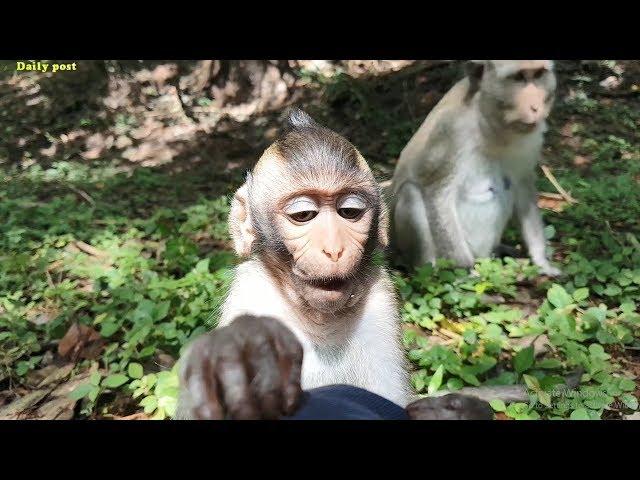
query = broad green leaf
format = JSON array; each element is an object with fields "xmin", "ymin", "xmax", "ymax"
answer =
[
  {"xmin": 128, "ymin": 362, "xmax": 144, "ymax": 379},
  {"xmin": 69, "ymin": 383, "xmax": 94, "ymax": 400},
  {"xmin": 140, "ymin": 395, "xmax": 158, "ymax": 414},
  {"xmin": 90, "ymin": 371, "xmax": 102, "ymax": 386},
  {"xmin": 427, "ymin": 365, "xmax": 444, "ymax": 394},
  {"xmin": 603, "ymin": 284, "xmax": 622, "ymax": 296},
  {"xmin": 489, "ymin": 399, "xmax": 506, "ymax": 412},
  {"xmin": 620, "ymin": 393, "xmax": 639, "ymax": 410},
  {"xmin": 537, "ymin": 390, "xmax": 552, "ymax": 408},
  {"xmin": 523, "ymin": 374, "xmax": 540, "ymax": 391},
  {"xmin": 547, "ymin": 285, "xmax": 573, "ymax": 308},
  {"xmin": 569, "ymin": 408, "xmax": 591, "ymax": 420},
  {"xmin": 536, "ymin": 358, "xmax": 562, "ymax": 369},
  {"xmin": 100, "ymin": 321, "xmax": 119, "ymax": 338},
  {"xmin": 447, "ymin": 378, "xmax": 464, "ymax": 391},
  {"xmin": 572, "ymin": 288, "xmax": 589, "ymax": 302},
  {"xmin": 102, "ymin": 374, "xmax": 129, "ymax": 389},
  {"xmin": 88, "ymin": 386, "xmax": 100, "ymax": 402},
  {"xmin": 619, "ymin": 378, "xmax": 636, "ymax": 392},
  {"xmin": 513, "ymin": 346, "xmax": 535, "ymax": 374}
]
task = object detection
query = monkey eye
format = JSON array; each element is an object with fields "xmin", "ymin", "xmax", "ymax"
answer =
[
  {"xmin": 337, "ymin": 194, "xmax": 367, "ymax": 220},
  {"xmin": 510, "ymin": 71, "xmax": 527, "ymax": 82},
  {"xmin": 285, "ymin": 197, "xmax": 319, "ymax": 223},
  {"xmin": 533, "ymin": 68, "xmax": 546, "ymax": 80},
  {"xmin": 289, "ymin": 211, "xmax": 318, "ymax": 222}
]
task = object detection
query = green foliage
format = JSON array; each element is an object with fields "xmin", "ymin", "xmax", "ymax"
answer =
[
  {"xmin": 2, "ymin": 62, "xmax": 639, "ymax": 420},
  {"xmin": 0, "ymin": 161, "xmax": 236, "ymax": 417}
]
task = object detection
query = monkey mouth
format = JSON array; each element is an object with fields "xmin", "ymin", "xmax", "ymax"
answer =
[
  {"xmin": 305, "ymin": 277, "xmax": 350, "ymax": 291},
  {"xmin": 512, "ymin": 120, "xmax": 541, "ymax": 133}
]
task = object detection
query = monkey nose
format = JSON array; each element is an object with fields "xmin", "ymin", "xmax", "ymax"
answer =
[
  {"xmin": 531, "ymin": 105, "xmax": 539, "ymax": 113},
  {"xmin": 322, "ymin": 246, "xmax": 344, "ymax": 262}
]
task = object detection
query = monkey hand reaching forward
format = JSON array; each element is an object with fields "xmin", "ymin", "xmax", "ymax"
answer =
[{"xmin": 178, "ymin": 315, "xmax": 304, "ymax": 420}]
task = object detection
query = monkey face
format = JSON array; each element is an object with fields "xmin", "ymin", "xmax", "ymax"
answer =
[
  {"xmin": 480, "ymin": 60, "xmax": 556, "ymax": 132},
  {"xmin": 229, "ymin": 112, "xmax": 387, "ymax": 314},
  {"xmin": 274, "ymin": 189, "xmax": 376, "ymax": 311}
]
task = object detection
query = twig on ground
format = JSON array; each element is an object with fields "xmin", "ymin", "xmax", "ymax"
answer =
[
  {"xmin": 438, "ymin": 328, "xmax": 462, "ymax": 340},
  {"xmin": 540, "ymin": 165, "xmax": 578, "ymax": 204},
  {"xmin": 62, "ymin": 182, "xmax": 95, "ymax": 206},
  {"xmin": 75, "ymin": 241, "xmax": 108, "ymax": 258},
  {"xmin": 44, "ymin": 269, "xmax": 55, "ymax": 288}
]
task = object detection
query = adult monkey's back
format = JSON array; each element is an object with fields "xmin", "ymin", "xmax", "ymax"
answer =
[{"xmin": 390, "ymin": 60, "xmax": 561, "ymax": 276}]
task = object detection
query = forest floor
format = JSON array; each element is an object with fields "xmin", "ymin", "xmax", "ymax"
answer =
[{"xmin": 0, "ymin": 60, "xmax": 639, "ymax": 420}]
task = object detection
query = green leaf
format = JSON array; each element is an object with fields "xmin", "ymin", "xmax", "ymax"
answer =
[
  {"xmin": 544, "ymin": 224, "xmax": 556, "ymax": 240},
  {"xmin": 100, "ymin": 321, "xmax": 119, "ymax": 338},
  {"xmin": 447, "ymin": 378, "xmax": 464, "ymax": 391},
  {"xmin": 427, "ymin": 365, "xmax": 444, "ymax": 395},
  {"xmin": 570, "ymin": 408, "xmax": 591, "ymax": 420},
  {"xmin": 619, "ymin": 378, "xmax": 636, "ymax": 392},
  {"xmin": 462, "ymin": 329, "xmax": 477, "ymax": 345},
  {"xmin": 102, "ymin": 374, "xmax": 129, "ymax": 389},
  {"xmin": 538, "ymin": 390, "xmax": 552, "ymax": 408},
  {"xmin": 547, "ymin": 284, "xmax": 573, "ymax": 308},
  {"xmin": 536, "ymin": 358, "xmax": 562, "ymax": 369},
  {"xmin": 69, "ymin": 383, "xmax": 94, "ymax": 400},
  {"xmin": 620, "ymin": 393, "xmax": 639, "ymax": 410},
  {"xmin": 489, "ymin": 399, "xmax": 506, "ymax": 412},
  {"xmin": 603, "ymin": 284, "xmax": 622, "ymax": 296},
  {"xmin": 90, "ymin": 371, "xmax": 102, "ymax": 386},
  {"xmin": 88, "ymin": 386, "xmax": 100, "ymax": 402},
  {"xmin": 523, "ymin": 374, "xmax": 540, "ymax": 391},
  {"xmin": 572, "ymin": 288, "xmax": 589, "ymax": 302},
  {"xmin": 140, "ymin": 395, "xmax": 158, "ymax": 414},
  {"xmin": 513, "ymin": 346, "xmax": 535, "ymax": 374},
  {"xmin": 128, "ymin": 362, "xmax": 144, "ymax": 379},
  {"xmin": 459, "ymin": 371, "xmax": 481, "ymax": 387}
]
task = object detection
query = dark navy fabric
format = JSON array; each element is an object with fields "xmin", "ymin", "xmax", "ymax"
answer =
[{"xmin": 284, "ymin": 384, "xmax": 409, "ymax": 420}]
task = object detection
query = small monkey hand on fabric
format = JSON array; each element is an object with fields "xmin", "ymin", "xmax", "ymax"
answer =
[
  {"xmin": 406, "ymin": 394, "xmax": 494, "ymax": 420},
  {"xmin": 179, "ymin": 315, "xmax": 304, "ymax": 420}
]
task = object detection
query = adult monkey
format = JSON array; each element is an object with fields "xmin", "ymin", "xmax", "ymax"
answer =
[
  {"xmin": 175, "ymin": 109, "xmax": 493, "ymax": 420},
  {"xmin": 390, "ymin": 60, "xmax": 561, "ymax": 276}
]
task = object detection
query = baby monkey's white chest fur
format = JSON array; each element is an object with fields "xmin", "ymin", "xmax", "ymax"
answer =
[
  {"xmin": 219, "ymin": 260, "xmax": 409, "ymax": 407},
  {"xmin": 456, "ymin": 129, "xmax": 543, "ymax": 257}
]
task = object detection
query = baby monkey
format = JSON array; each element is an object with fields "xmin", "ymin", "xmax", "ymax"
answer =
[
  {"xmin": 175, "ymin": 109, "xmax": 492, "ymax": 420},
  {"xmin": 176, "ymin": 109, "xmax": 408, "ymax": 419},
  {"xmin": 390, "ymin": 60, "xmax": 561, "ymax": 276}
]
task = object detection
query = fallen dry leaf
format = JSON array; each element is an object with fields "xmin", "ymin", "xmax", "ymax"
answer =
[
  {"xmin": 538, "ymin": 192, "xmax": 569, "ymax": 212},
  {"xmin": 58, "ymin": 323, "xmax": 106, "ymax": 362},
  {"xmin": 560, "ymin": 121, "xmax": 579, "ymax": 138},
  {"xmin": 495, "ymin": 412, "xmax": 512, "ymax": 420},
  {"xmin": 26, "ymin": 306, "xmax": 59, "ymax": 326},
  {"xmin": 573, "ymin": 155, "xmax": 592, "ymax": 167},
  {"xmin": 600, "ymin": 75, "xmax": 622, "ymax": 90}
]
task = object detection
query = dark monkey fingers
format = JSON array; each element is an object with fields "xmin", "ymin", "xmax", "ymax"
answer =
[{"xmin": 180, "ymin": 315, "xmax": 304, "ymax": 420}]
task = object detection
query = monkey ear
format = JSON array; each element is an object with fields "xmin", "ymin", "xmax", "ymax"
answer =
[
  {"xmin": 287, "ymin": 107, "xmax": 318, "ymax": 129},
  {"xmin": 228, "ymin": 182, "xmax": 256, "ymax": 258},
  {"xmin": 465, "ymin": 60, "xmax": 485, "ymax": 96}
]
